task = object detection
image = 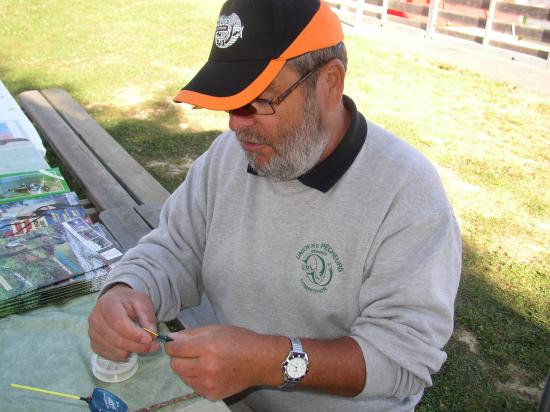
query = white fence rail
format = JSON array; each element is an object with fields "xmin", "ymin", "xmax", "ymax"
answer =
[{"xmin": 328, "ymin": 0, "xmax": 550, "ymax": 66}]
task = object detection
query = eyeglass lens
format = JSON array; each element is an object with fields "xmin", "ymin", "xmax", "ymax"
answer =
[
  {"xmin": 227, "ymin": 64, "xmax": 321, "ymax": 117},
  {"xmin": 228, "ymin": 104, "xmax": 258, "ymax": 116}
]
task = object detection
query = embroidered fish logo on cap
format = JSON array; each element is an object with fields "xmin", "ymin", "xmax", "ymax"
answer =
[{"xmin": 215, "ymin": 13, "xmax": 244, "ymax": 48}]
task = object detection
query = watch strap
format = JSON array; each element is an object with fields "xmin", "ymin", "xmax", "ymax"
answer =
[
  {"xmin": 290, "ymin": 337, "xmax": 302, "ymax": 353},
  {"xmin": 279, "ymin": 337, "xmax": 308, "ymax": 391}
]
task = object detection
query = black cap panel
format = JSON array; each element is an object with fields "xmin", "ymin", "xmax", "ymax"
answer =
[
  {"xmin": 208, "ymin": 0, "xmax": 320, "ymax": 62},
  {"xmin": 183, "ymin": 59, "xmax": 269, "ymax": 98},
  {"xmin": 273, "ymin": 0, "xmax": 319, "ymax": 55}
]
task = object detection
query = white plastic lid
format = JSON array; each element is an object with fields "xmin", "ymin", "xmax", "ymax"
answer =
[{"xmin": 91, "ymin": 353, "xmax": 138, "ymax": 383}]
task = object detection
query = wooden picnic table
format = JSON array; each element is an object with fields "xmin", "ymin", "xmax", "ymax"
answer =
[
  {"xmin": 0, "ymin": 88, "xmax": 229, "ymax": 412},
  {"xmin": 18, "ymin": 88, "xmax": 217, "ymax": 330}
]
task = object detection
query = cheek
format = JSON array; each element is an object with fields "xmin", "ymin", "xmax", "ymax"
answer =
[
  {"xmin": 249, "ymin": 120, "xmax": 282, "ymax": 145},
  {"xmin": 272, "ymin": 108, "xmax": 303, "ymax": 140},
  {"xmin": 238, "ymin": 107, "xmax": 302, "ymax": 149}
]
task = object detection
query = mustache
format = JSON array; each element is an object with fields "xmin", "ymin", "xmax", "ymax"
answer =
[{"xmin": 236, "ymin": 129, "xmax": 273, "ymax": 147}]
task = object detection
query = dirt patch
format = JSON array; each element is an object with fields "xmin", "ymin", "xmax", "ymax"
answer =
[
  {"xmin": 496, "ymin": 363, "xmax": 545, "ymax": 402},
  {"xmin": 497, "ymin": 375, "xmax": 545, "ymax": 402},
  {"xmin": 456, "ymin": 328, "xmax": 480, "ymax": 355},
  {"xmin": 496, "ymin": 380, "xmax": 542, "ymax": 402},
  {"xmin": 455, "ymin": 331, "xmax": 545, "ymax": 402},
  {"xmin": 146, "ymin": 158, "xmax": 194, "ymax": 176}
]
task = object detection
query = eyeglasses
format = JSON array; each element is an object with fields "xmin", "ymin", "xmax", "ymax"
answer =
[{"xmin": 227, "ymin": 66, "xmax": 318, "ymax": 117}]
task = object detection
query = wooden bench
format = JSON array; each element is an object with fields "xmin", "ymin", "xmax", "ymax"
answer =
[
  {"xmin": 18, "ymin": 89, "xmax": 170, "ymax": 210},
  {"xmin": 18, "ymin": 88, "xmax": 216, "ymax": 331}
]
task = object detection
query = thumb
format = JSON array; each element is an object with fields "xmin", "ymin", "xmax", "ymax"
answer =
[{"xmin": 132, "ymin": 296, "xmax": 158, "ymax": 331}]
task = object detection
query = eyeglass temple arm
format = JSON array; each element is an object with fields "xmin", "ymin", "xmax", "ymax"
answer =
[{"xmin": 273, "ymin": 70, "xmax": 315, "ymax": 106}]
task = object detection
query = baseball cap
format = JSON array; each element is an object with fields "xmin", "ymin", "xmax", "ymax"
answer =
[{"xmin": 173, "ymin": 0, "xmax": 344, "ymax": 111}]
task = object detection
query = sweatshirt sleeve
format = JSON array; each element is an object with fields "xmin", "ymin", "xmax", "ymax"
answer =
[
  {"xmin": 100, "ymin": 153, "xmax": 209, "ymax": 321},
  {"xmin": 350, "ymin": 208, "xmax": 462, "ymax": 400}
]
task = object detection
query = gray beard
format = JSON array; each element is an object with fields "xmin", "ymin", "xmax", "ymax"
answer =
[{"xmin": 236, "ymin": 93, "xmax": 331, "ymax": 181}]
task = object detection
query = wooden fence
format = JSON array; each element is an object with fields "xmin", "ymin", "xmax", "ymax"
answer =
[{"xmin": 328, "ymin": 0, "xmax": 550, "ymax": 65}]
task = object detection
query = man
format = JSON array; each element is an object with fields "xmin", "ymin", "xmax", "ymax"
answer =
[{"xmin": 88, "ymin": 1, "xmax": 462, "ymax": 411}]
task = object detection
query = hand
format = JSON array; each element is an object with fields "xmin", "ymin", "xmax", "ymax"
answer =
[
  {"xmin": 88, "ymin": 284, "xmax": 160, "ymax": 361},
  {"xmin": 165, "ymin": 325, "xmax": 287, "ymax": 400}
]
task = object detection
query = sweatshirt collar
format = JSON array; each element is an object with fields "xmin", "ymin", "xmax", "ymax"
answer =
[
  {"xmin": 247, "ymin": 95, "xmax": 367, "ymax": 193},
  {"xmin": 299, "ymin": 96, "xmax": 367, "ymax": 192}
]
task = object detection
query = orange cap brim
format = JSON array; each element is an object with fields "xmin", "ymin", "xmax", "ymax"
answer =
[
  {"xmin": 173, "ymin": 58, "xmax": 286, "ymax": 111},
  {"xmin": 173, "ymin": 1, "xmax": 343, "ymax": 111}
]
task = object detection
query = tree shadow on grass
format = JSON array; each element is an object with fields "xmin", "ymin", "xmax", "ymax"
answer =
[
  {"xmin": 0, "ymin": 67, "xmax": 81, "ymax": 103},
  {"xmin": 418, "ymin": 240, "xmax": 549, "ymax": 411},
  {"xmin": 85, "ymin": 100, "xmax": 221, "ymax": 193},
  {"xmin": 3, "ymin": 68, "xmax": 548, "ymax": 411},
  {"xmin": 2, "ymin": 70, "xmax": 221, "ymax": 193}
]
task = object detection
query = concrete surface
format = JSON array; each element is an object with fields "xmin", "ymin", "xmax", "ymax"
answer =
[{"xmin": 344, "ymin": 19, "xmax": 550, "ymax": 96}]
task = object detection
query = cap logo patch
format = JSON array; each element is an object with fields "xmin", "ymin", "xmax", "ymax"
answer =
[{"xmin": 215, "ymin": 13, "xmax": 244, "ymax": 49}]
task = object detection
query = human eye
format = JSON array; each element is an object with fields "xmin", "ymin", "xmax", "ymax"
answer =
[{"xmin": 251, "ymin": 99, "xmax": 273, "ymax": 115}]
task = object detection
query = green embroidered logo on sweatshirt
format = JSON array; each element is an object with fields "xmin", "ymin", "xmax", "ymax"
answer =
[{"xmin": 296, "ymin": 243, "xmax": 344, "ymax": 293}]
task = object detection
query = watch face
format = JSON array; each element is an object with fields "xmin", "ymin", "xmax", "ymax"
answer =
[{"xmin": 287, "ymin": 357, "xmax": 308, "ymax": 379}]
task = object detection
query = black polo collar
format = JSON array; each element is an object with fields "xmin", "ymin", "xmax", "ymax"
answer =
[{"xmin": 247, "ymin": 95, "xmax": 367, "ymax": 192}]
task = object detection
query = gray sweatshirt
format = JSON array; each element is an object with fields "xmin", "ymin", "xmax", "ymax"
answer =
[{"xmin": 103, "ymin": 98, "xmax": 461, "ymax": 411}]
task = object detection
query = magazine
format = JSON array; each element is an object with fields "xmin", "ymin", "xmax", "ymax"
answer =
[
  {"xmin": 0, "ymin": 80, "xmax": 47, "ymax": 156},
  {"xmin": 0, "ymin": 267, "xmax": 109, "ymax": 317},
  {"xmin": 0, "ymin": 222, "xmax": 122, "ymax": 317},
  {"xmin": 0, "ymin": 192, "xmax": 90, "ymax": 238},
  {"xmin": 0, "ymin": 135, "xmax": 50, "ymax": 174},
  {"xmin": 0, "ymin": 120, "xmax": 23, "ymax": 142},
  {"xmin": 0, "ymin": 223, "xmax": 107, "ymax": 302},
  {"xmin": 0, "ymin": 168, "xmax": 70, "ymax": 204}
]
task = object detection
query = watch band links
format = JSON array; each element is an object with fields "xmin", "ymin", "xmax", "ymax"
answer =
[
  {"xmin": 290, "ymin": 337, "xmax": 302, "ymax": 353},
  {"xmin": 279, "ymin": 337, "xmax": 308, "ymax": 391}
]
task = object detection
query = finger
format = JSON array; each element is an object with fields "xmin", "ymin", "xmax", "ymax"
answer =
[
  {"xmin": 130, "ymin": 297, "xmax": 158, "ymax": 332},
  {"xmin": 90, "ymin": 338, "xmax": 133, "ymax": 362},
  {"xmin": 97, "ymin": 285, "xmax": 155, "ymax": 344},
  {"xmin": 169, "ymin": 356, "xmax": 201, "ymax": 377},
  {"xmin": 100, "ymin": 295, "xmax": 153, "ymax": 345},
  {"xmin": 89, "ymin": 315, "xmax": 133, "ymax": 360},
  {"xmin": 88, "ymin": 306, "xmax": 126, "ymax": 351},
  {"xmin": 90, "ymin": 302, "xmax": 153, "ymax": 353},
  {"xmin": 90, "ymin": 322, "xmax": 160, "ymax": 358},
  {"xmin": 164, "ymin": 333, "xmax": 204, "ymax": 358},
  {"xmin": 88, "ymin": 319, "xmax": 142, "ymax": 353}
]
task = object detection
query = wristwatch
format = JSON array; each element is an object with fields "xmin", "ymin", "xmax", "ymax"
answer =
[{"xmin": 279, "ymin": 337, "xmax": 309, "ymax": 390}]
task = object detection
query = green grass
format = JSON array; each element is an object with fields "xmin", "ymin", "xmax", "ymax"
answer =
[{"xmin": 1, "ymin": 1, "xmax": 549, "ymax": 409}]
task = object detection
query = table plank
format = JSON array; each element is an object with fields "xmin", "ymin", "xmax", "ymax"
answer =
[
  {"xmin": 135, "ymin": 201, "xmax": 164, "ymax": 229},
  {"xmin": 99, "ymin": 206, "xmax": 151, "ymax": 251},
  {"xmin": 18, "ymin": 90, "xmax": 137, "ymax": 211},
  {"xmin": 41, "ymin": 88, "xmax": 170, "ymax": 205}
]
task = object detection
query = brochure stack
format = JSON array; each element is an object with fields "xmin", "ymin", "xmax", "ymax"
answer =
[{"xmin": 0, "ymin": 82, "xmax": 119, "ymax": 316}]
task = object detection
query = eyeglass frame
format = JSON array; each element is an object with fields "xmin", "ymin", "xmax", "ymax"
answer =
[{"xmin": 227, "ymin": 63, "xmax": 324, "ymax": 117}]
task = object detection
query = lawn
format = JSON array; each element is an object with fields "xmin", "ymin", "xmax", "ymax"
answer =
[{"xmin": 1, "ymin": 1, "xmax": 548, "ymax": 410}]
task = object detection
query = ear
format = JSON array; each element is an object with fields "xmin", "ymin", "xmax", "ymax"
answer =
[{"xmin": 317, "ymin": 59, "xmax": 346, "ymax": 112}]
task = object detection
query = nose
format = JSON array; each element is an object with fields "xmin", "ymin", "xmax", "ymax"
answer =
[{"xmin": 228, "ymin": 112, "xmax": 256, "ymax": 133}]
